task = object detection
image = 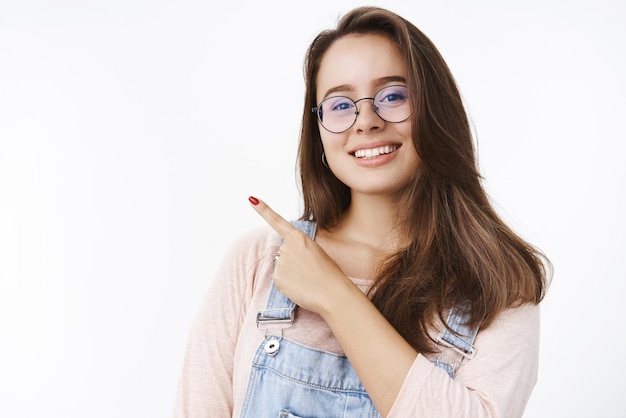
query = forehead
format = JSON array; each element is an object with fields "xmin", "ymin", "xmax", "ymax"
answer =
[{"xmin": 316, "ymin": 33, "xmax": 406, "ymax": 98}]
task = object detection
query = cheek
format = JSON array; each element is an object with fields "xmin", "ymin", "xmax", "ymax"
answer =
[
  {"xmin": 319, "ymin": 135, "xmax": 348, "ymax": 174},
  {"xmin": 400, "ymin": 122, "xmax": 417, "ymax": 156},
  {"xmin": 319, "ymin": 132, "xmax": 345, "ymax": 155},
  {"xmin": 400, "ymin": 119, "xmax": 413, "ymax": 138},
  {"xmin": 401, "ymin": 132, "xmax": 420, "ymax": 172},
  {"xmin": 407, "ymin": 143, "xmax": 420, "ymax": 168}
]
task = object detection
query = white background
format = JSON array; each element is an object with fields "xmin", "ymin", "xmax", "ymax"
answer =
[{"xmin": 1, "ymin": 0, "xmax": 624, "ymax": 417}]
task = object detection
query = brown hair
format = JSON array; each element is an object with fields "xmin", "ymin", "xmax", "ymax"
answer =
[{"xmin": 297, "ymin": 6, "xmax": 550, "ymax": 353}]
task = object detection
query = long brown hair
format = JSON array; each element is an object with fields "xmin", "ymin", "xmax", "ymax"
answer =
[{"xmin": 297, "ymin": 6, "xmax": 551, "ymax": 353}]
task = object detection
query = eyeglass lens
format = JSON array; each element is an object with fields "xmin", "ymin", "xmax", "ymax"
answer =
[{"xmin": 316, "ymin": 85, "xmax": 411, "ymax": 133}]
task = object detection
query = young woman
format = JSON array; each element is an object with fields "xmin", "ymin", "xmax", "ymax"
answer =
[{"xmin": 174, "ymin": 6, "xmax": 550, "ymax": 417}]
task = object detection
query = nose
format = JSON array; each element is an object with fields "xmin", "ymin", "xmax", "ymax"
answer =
[{"xmin": 353, "ymin": 98, "xmax": 382, "ymax": 131}]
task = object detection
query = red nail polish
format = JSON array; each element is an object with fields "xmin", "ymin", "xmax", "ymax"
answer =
[{"xmin": 248, "ymin": 196, "xmax": 259, "ymax": 205}]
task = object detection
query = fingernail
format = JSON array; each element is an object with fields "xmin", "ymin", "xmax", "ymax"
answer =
[{"xmin": 248, "ymin": 196, "xmax": 259, "ymax": 205}]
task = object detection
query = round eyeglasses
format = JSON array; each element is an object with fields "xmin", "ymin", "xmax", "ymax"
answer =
[{"xmin": 312, "ymin": 85, "xmax": 412, "ymax": 133}]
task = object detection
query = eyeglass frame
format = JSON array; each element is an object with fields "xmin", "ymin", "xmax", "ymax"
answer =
[{"xmin": 311, "ymin": 84, "xmax": 413, "ymax": 133}]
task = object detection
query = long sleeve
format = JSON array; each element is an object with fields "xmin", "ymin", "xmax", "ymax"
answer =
[
  {"xmin": 173, "ymin": 227, "xmax": 281, "ymax": 417},
  {"xmin": 388, "ymin": 304, "xmax": 540, "ymax": 418}
]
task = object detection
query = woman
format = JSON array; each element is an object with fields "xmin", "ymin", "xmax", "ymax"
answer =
[{"xmin": 174, "ymin": 6, "xmax": 550, "ymax": 417}]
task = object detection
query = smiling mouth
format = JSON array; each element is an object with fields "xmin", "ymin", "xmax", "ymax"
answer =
[{"xmin": 351, "ymin": 145, "xmax": 399, "ymax": 159}]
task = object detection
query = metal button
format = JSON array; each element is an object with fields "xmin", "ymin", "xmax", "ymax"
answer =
[{"xmin": 264, "ymin": 338, "xmax": 280, "ymax": 356}]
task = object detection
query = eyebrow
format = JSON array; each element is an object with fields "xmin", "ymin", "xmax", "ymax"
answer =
[{"xmin": 322, "ymin": 76, "xmax": 407, "ymax": 99}]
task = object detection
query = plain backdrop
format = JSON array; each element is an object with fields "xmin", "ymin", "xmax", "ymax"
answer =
[{"xmin": 1, "ymin": 0, "xmax": 624, "ymax": 417}]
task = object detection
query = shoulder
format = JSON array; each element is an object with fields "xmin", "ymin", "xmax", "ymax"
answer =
[
  {"xmin": 233, "ymin": 224, "xmax": 283, "ymax": 249},
  {"xmin": 489, "ymin": 303, "xmax": 540, "ymax": 334},
  {"xmin": 224, "ymin": 224, "xmax": 283, "ymax": 265},
  {"xmin": 203, "ymin": 225, "xmax": 283, "ymax": 306},
  {"xmin": 466, "ymin": 303, "xmax": 541, "ymax": 373},
  {"xmin": 225, "ymin": 220, "xmax": 315, "ymax": 257}
]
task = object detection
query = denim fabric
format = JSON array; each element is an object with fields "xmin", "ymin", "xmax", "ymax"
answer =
[
  {"xmin": 240, "ymin": 338, "xmax": 380, "ymax": 418},
  {"xmin": 240, "ymin": 221, "xmax": 478, "ymax": 417}
]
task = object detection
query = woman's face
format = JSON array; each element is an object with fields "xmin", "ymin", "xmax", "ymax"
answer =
[{"xmin": 315, "ymin": 33, "xmax": 419, "ymax": 198}]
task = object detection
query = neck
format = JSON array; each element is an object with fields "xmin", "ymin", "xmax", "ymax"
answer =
[{"xmin": 335, "ymin": 192, "xmax": 404, "ymax": 252}]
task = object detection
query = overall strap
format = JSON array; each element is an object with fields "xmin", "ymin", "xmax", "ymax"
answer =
[
  {"xmin": 256, "ymin": 221, "xmax": 317, "ymax": 327},
  {"xmin": 436, "ymin": 303, "xmax": 479, "ymax": 360}
]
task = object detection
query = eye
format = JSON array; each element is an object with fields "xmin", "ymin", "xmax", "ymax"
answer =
[
  {"xmin": 376, "ymin": 86, "xmax": 408, "ymax": 106},
  {"xmin": 333, "ymin": 101, "xmax": 352, "ymax": 110},
  {"xmin": 382, "ymin": 92, "xmax": 405, "ymax": 102},
  {"xmin": 324, "ymin": 97, "xmax": 355, "ymax": 112}
]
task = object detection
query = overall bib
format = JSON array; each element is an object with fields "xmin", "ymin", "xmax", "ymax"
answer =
[{"xmin": 240, "ymin": 221, "xmax": 478, "ymax": 418}]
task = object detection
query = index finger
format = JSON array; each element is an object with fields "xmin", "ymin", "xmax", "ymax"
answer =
[{"xmin": 248, "ymin": 196, "xmax": 301, "ymax": 239}]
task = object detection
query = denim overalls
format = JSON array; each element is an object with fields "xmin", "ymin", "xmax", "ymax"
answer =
[{"xmin": 240, "ymin": 221, "xmax": 479, "ymax": 418}]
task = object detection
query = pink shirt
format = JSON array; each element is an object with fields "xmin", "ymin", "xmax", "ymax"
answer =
[{"xmin": 174, "ymin": 226, "xmax": 540, "ymax": 417}]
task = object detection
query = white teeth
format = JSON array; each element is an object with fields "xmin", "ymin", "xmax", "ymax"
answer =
[{"xmin": 354, "ymin": 145, "xmax": 397, "ymax": 159}]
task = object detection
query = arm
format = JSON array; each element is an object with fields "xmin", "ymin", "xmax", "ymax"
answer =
[
  {"xmin": 318, "ymin": 277, "xmax": 417, "ymax": 416},
  {"xmin": 173, "ymin": 229, "xmax": 265, "ymax": 417},
  {"xmin": 250, "ymin": 198, "xmax": 540, "ymax": 417},
  {"xmin": 321, "ymin": 283, "xmax": 541, "ymax": 417},
  {"xmin": 387, "ymin": 303, "xmax": 540, "ymax": 417}
]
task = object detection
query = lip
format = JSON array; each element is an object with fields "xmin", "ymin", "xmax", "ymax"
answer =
[
  {"xmin": 348, "ymin": 141, "xmax": 402, "ymax": 155},
  {"xmin": 348, "ymin": 141, "xmax": 402, "ymax": 167}
]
